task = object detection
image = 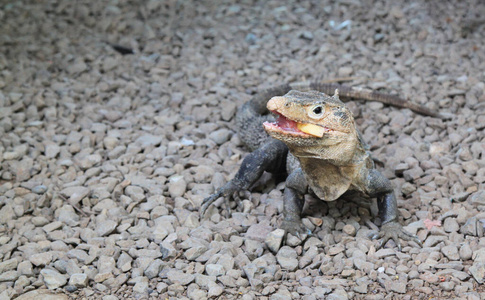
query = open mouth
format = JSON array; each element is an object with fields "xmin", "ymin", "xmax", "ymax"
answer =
[{"xmin": 263, "ymin": 112, "xmax": 332, "ymax": 138}]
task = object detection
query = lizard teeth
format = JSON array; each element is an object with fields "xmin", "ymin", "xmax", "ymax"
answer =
[{"xmin": 296, "ymin": 123, "xmax": 325, "ymax": 137}]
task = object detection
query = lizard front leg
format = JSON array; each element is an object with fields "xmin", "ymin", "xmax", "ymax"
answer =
[
  {"xmin": 201, "ymin": 139, "xmax": 288, "ymax": 215},
  {"xmin": 281, "ymin": 168, "xmax": 310, "ymax": 238},
  {"xmin": 366, "ymin": 169, "xmax": 422, "ymax": 250}
]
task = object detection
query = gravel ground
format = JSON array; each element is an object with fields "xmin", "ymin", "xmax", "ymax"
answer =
[{"xmin": 1, "ymin": 0, "xmax": 485, "ymax": 299}]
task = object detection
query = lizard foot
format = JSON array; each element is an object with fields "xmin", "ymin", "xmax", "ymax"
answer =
[
  {"xmin": 281, "ymin": 218, "xmax": 311, "ymax": 240},
  {"xmin": 200, "ymin": 181, "xmax": 243, "ymax": 216},
  {"xmin": 373, "ymin": 221, "xmax": 422, "ymax": 251}
]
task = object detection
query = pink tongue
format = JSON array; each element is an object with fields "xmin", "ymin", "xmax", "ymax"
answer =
[{"xmin": 277, "ymin": 115, "xmax": 299, "ymax": 132}]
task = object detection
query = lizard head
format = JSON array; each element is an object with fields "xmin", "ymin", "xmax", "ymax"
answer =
[{"xmin": 263, "ymin": 89, "xmax": 359, "ymax": 160}]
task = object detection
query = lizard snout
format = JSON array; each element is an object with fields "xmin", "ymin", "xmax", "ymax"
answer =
[{"xmin": 267, "ymin": 96, "xmax": 286, "ymax": 111}]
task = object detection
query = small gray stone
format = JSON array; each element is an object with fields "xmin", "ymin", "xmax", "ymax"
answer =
[
  {"xmin": 67, "ymin": 249, "xmax": 92, "ymax": 264},
  {"xmin": 60, "ymin": 186, "xmax": 90, "ymax": 205},
  {"xmin": 168, "ymin": 175, "xmax": 186, "ymax": 198},
  {"xmin": 0, "ymin": 270, "xmax": 19, "ymax": 282},
  {"xmin": 461, "ymin": 217, "xmax": 479, "ymax": 236},
  {"xmin": 300, "ymin": 30, "xmax": 314, "ymax": 40},
  {"xmin": 470, "ymin": 191, "xmax": 485, "ymax": 206},
  {"xmin": 166, "ymin": 269, "xmax": 195, "ymax": 286},
  {"xmin": 43, "ymin": 221, "xmax": 63, "ymax": 232},
  {"xmin": 337, "ymin": 66, "xmax": 353, "ymax": 77},
  {"xmin": 276, "ymin": 246, "xmax": 298, "ymax": 271},
  {"xmin": 135, "ymin": 134, "xmax": 162, "ymax": 148},
  {"xmin": 342, "ymin": 224, "xmax": 356, "ymax": 236},
  {"xmin": 97, "ymin": 256, "xmax": 116, "ymax": 273},
  {"xmin": 0, "ymin": 258, "xmax": 18, "ymax": 273},
  {"xmin": 133, "ymin": 278, "xmax": 149, "ymax": 294},
  {"xmin": 160, "ymin": 241, "xmax": 177, "ymax": 259},
  {"xmin": 469, "ymin": 263, "xmax": 485, "ymax": 283},
  {"xmin": 57, "ymin": 205, "xmax": 80, "ymax": 226},
  {"xmin": 45, "ymin": 143, "xmax": 61, "ymax": 158},
  {"xmin": 184, "ymin": 212, "xmax": 200, "ymax": 228},
  {"xmin": 145, "ymin": 259, "xmax": 164, "ymax": 279},
  {"xmin": 246, "ymin": 223, "xmax": 273, "ymax": 242},
  {"xmin": 459, "ymin": 243, "xmax": 473, "ymax": 260},
  {"xmin": 443, "ymin": 218, "xmax": 459, "ymax": 233},
  {"xmin": 423, "ymin": 235, "xmax": 447, "ymax": 247},
  {"xmin": 266, "ymin": 229, "xmax": 285, "ymax": 253},
  {"xmin": 102, "ymin": 57, "xmax": 118, "ymax": 72},
  {"xmin": 156, "ymin": 282, "xmax": 168, "ymax": 293},
  {"xmin": 67, "ymin": 59, "xmax": 87, "ymax": 74},
  {"xmin": 209, "ymin": 129, "xmax": 232, "ymax": 145},
  {"xmin": 68, "ymin": 273, "xmax": 88, "ymax": 287},
  {"xmin": 15, "ymin": 290, "xmax": 69, "ymax": 300},
  {"xmin": 195, "ymin": 274, "xmax": 216, "ymax": 289},
  {"xmin": 32, "ymin": 185, "xmax": 48, "ymax": 194},
  {"xmin": 208, "ymin": 281, "xmax": 224, "ymax": 297},
  {"xmin": 117, "ymin": 252, "xmax": 133, "ymax": 272},
  {"xmin": 30, "ymin": 252, "xmax": 53, "ymax": 267},
  {"xmin": 8, "ymin": 158, "xmax": 34, "ymax": 181},
  {"xmin": 184, "ymin": 245, "xmax": 208, "ymax": 261},
  {"xmin": 245, "ymin": 239, "xmax": 264, "ymax": 259},
  {"xmin": 17, "ymin": 261, "xmax": 33, "ymax": 276},
  {"xmin": 96, "ymin": 220, "xmax": 118, "ymax": 237},
  {"xmin": 0, "ymin": 205, "xmax": 14, "ymax": 224},
  {"xmin": 391, "ymin": 281, "xmax": 407, "ymax": 294},
  {"xmin": 205, "ymin": 264, "xmax": 225, "ymax": 277},
  {"xmin": 41, "ymin": 269, "xmax": 67, "ymax": 289},
  {"xmin": 441, "ymin": 245, "xmax": 459, "ymax": 261},
  {"xmin": 439, "ymin": 281, "xmax": 455, "ymax": 292},
  {"xmin": 78, "ymin": 154, "xmax": 102, "ymax": 169},
  {"xmin": 374, "ymin": 249, "xmax": 396, "ymax": 259}
]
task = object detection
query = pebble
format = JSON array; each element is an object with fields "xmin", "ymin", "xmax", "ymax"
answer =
[
  {"xmin": 32, "ymin": 185, "xmax": 48, "ymax": 194},
  {"xmin": 342, "ymin": 224, "xmax": 356, "ymax": 236},
  {"xmin": 60, "ymin": 186, "xmax": 90, "ymax": 205},
  {"xmin": 441, "ymin": 245, "xmax": 459, "ymax": 261},
  {"xmin": 68, "ymin": 273, "xmax": 88, "ymax": 287},
  {"xmin": 209, "ymin": 129, "xmax": 232, "ymax": 145},
  {"xmin": 206, "ymin": 264, "xmax": 225, "ymax": 277},
  {"xmin": 166, "ymin": 269, "xmax": 193, "ymax": 286},
  {"xmin": 168, "ymin": 175, "xmax": 187, "ymax": 198},
  {"xmin": 17, "ymin": 261, "xmax": 33, "ymax": 276},
  {"xmin": 276, "ymin": 246, "xmax": 298, "ymax": 271},
  {"xmin": 207, "ymin": 282, "xmax": 223, "ymax": 297},
  {"xmin": 15, "ymin": 290, "xmax": 68, "ymax": 300},
  {"xmin": 96, "ymin": 220, "xmax": 118, "ymax": 237},
  {"xmin": 57, "ymin": 205, "xmax": 80, "ymax": 226},
  {"xmin": 45, "ymin": 143, "xmax": 61, "ymax": 158},
  {"xmin": 40, "ymin": 269, "xmax": 67, "ymax": 289},
  {"xmin": 0, "ymin": 258, "xmax": 18, "ymax": 273},
  {"xmin": 0, "ymin": 270, "xmax": 19, "ymax": 282},
  {"xmin": 266, "ymin": 229, "xmax": 285, "ymax": 253},
  {"xmin": 30, "ymin": 252, "xmax": 53, "ymax": 267}
]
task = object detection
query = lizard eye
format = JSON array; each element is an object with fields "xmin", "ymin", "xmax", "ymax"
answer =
[{"xmin": 309, "ymin": 105, "xmax": 324, "ymax": 119}]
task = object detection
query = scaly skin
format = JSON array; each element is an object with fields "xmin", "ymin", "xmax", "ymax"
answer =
[{"xmin": 201, "ymin": 82, "xmax": 432, "ymax": 249}]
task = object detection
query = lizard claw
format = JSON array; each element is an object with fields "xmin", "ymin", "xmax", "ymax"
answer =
[
  {"xmin": 200, "ymin": 190, "xmax": 223, "ymax": 216},
  {"xmin": 200, "ymin": 181, "xmax": 245, "ymax": 217},
  {"xmin": 281, "ymin": 218, "xmax": 311, "ymax": 240},
  {"xmin": 373, "ymin": 221, "xmax": 422, "ymax": 250}
]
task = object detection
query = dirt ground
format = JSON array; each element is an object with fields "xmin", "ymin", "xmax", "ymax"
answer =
[{"xmin": 1, "ymin": 0, "xmax": 485, "ymax": 299}]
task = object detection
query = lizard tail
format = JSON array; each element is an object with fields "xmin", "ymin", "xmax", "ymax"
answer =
[{"xmin": 289, "ymin": 82, "xmax": 444, "ymax": 119}]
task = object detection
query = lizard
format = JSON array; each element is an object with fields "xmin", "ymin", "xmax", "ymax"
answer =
[{"xmin": 201, "ymin": 81, "xmax": 440, "ymax": 249}]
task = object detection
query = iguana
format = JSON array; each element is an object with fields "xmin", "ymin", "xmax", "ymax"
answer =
[{"xmin": 201, "ymin": 81, "xmax": 440, "ymax": 249}]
